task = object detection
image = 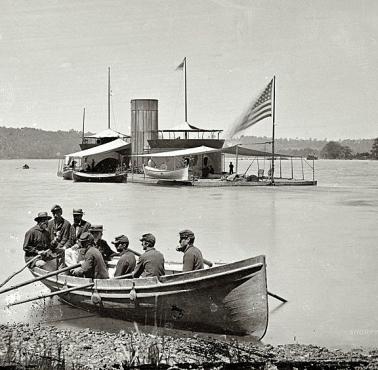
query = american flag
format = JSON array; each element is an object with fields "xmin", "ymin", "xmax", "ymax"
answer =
[{"xmin": 229, "ymin": 79, "xmax": 273, "ymax": 138}]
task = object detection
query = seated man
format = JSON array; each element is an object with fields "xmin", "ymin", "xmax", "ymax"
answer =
[
  {"xmin": 70, "ymin": 208, "xmax": 91, "ymax": 245},
  {"xmin": 112, "ymin": 235, "xmax": 136, "ymax": 277},
  {"xmin": 132, "ymin": 233, "xmax": 165, "ymax": 278},
  {"xmin": 89, "ymin": 225, "xmax": 116, "ymax": 261},
  {"xmin": 71, "ymin": 232, "xmax": 109, "ymax": 279},
  {"xmin": 23, "ymin": 211, "xmax": 63, "ymax": 270},
  {"xmin": 176, "ymin": 229, "xmax": 204, "ymax": 272}
]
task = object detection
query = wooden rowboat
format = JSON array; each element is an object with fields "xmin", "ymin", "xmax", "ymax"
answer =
[
  {"xmin": 143, "ymin": 165, "xmax": 189, "ymax": 181},
  {"xmin": 29, "ymin": 255, "xmax": 268, "ymax": 338},
  {"xmin": 72, "ymin": 171, "xmax": 127, "ymax": 183}
]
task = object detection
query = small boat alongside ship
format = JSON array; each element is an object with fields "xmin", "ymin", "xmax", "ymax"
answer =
[
  {"xmin": 26, "ymin": 255, "xmax": 268, "ymax": 337},
  {"xmin": 143, "ymin": 165, "xmax": 189, "ymax": 181},
  {"xmin": 72, "ymin": 170, "xmax": 127, "ymax": 183}
]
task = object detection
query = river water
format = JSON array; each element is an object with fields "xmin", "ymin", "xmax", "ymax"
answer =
[{"xmin": 0, "ymin": 158, "xmax": 377, "ymax": 349}]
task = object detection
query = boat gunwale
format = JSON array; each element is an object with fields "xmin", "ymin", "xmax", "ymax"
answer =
[{"xmin": 32, "ymin": 261, "xmax": 264, "ymax": 293}]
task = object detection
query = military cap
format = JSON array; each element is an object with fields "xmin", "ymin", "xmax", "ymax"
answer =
[
  {"xmin": 78, "ymin": 232, "xmax": 94, "ymax": 244},
  {"xmin": 111, "ymin": 235, "xmax": 129, "ymax": 245},
  {"xmin": 34, "ymin": 211, "xmax": 52, "ymax": 222},
  {"xmin": 73, "ymin": 208, "xmax": 84, "ymax": 215},
  {"xmin": 89, "ymin": 224, "xmax": 103, "ymax": 232},
  {"xmin": 140, "ymin": 233, "xmax": 156, "ymax": 245},
  {"xmin": 179, "ymin": 229, "xmax": 195, "ymax": 239},
  {"xmin": 51, "ymin": 204, "xmax": 62, "ymax": 212}
]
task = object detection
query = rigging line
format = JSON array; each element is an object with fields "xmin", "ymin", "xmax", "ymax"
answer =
[{"xmin": 110, "ymin": 93, "xmax": 117, "ymax": 130}]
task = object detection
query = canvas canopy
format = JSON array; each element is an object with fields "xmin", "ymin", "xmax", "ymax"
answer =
[
  {"xmin": 222, "ymin": 145, "xmax": 294, "ymax": 158},
  {"xmin": 66, "ymin": 138, "xmax": 131, "ymax": 158},
  {"xmin": 135, "ymin": 145, "xmax": 220, "ymax": 158},
  {"xmin": 136, "ymin": 144, "xmax": 292, "ymax": 158},
  {"xmin": 86, "ymin": 128, "xmax": 129, "ymax": 138}
]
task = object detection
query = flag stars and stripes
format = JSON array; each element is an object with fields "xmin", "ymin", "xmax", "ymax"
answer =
[{"xmin": 229, "ymin": 79, "xmax": 273, "ymax": 137}]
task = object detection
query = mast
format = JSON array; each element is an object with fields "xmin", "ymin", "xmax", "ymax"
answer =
[
  {"xmin": 108, "ymin": 67, "xmax": 111, "ymax": 129},
  {"xmin": 184, "ymin": 57, "xmax": 187, "ymax": 123},
  {"xmin": 184, "ymin": 57, "xmax": 188, "ymax": 139},
  {"xmin": 81, "ymin": 107, "xmax": 86, "ymax": 143},
  {"xmin": 271, "ymin": 76, "xmax": 276, "ymax": 185}
]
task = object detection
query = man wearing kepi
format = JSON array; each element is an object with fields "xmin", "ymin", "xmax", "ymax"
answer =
[
  {"xmin": 112, "ymin": 235, "xmax": 136, "ymax": 277},
  {"xmin": 23, "ymin": 211, "xmax": 53, "ymax": 267},
  {"xmin": 132, "ymin": 233, "xmax": 165, "ymax": 278},
  {"xmin": 176, "ymin": 229, "xmax": 204, "ymax": 272},
  {"xmin": 89, "ymin": 225, "xmax": 115, "ymax": 261},
  {"xmin": 70, "ymin": 208, "xmax": 91, "ymax": 246},
  {"xmin": 71, "ymin": 232, "xmax": 109, "ymax": 279},
  {"xmin": 48, "ymin": 205, "xmax": 72, "ymax": 250}
]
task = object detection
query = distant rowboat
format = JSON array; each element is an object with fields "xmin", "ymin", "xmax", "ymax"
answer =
[
  {"xmin": 29, "ymin": 255, "xmax": 268, "ymax": 337},
  {"xmin": 143, "ymin": 165, "xmax": 189, "ymax": 181},
  {"xmin": 72, "ymin": 171, "xmax": 127, "ymax": 183}
]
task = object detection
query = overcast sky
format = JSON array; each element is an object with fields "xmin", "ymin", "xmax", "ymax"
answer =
[{"xmin": 0, "ymin": 0, "xmax": 377, "ymax": 140}]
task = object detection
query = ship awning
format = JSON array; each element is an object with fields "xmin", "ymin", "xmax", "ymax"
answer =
[
  {"xmin": 86, "ymin": 128, "xmax": 130, "ymax": 138},
  {"xmin": 221, "ymin": 145, "xmax": 294, "ymax": 158},
  {"xmin": 65, "ymin": 138, "xmax": 131, "ymax": 158},
  {"xmin": 136, "ymin": 145, "xmax": 294, "ymax": 158},
  {"xmin": 136, "ymin": 145, "xmax": 220, "ymax": 158}
]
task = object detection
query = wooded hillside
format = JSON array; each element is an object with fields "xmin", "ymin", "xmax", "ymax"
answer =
[{"xmin": 0, "ymin": 127, "xmax": 83, "ymax": 159}]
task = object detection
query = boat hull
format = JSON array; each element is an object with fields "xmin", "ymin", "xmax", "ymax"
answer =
[
  {"xmin": 62, "ymin": 169, "xmax": 73, "ymax": 180},
  {"xmin": 72, "ymin": 171, "xmax": 127, "ymax": 183},
  {"xmin": 31, "ymin": 256, "xmax": 268, "ymax": 338},
  {"xmin": 143, "ymin": 165, "xmax": 189, "ymax": 181}
]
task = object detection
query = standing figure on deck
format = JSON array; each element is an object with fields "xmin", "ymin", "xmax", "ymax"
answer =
[
  {"xmin": 71, "ymin": 232, "xmax": 109, "ymax": 279},
  {"xmin": 48, "ymin": 205, "xmax": 72, "ymax": 250},
  {"xmin": 176, "ymin": 229, "xmax": 204, "ymax": 272},
  {"xmin": 132, "ymin": 233, "xmax": 165, "ymax": 278},
  {"xmin": 229, "ymin": 162, "xmax": 234, "ymax": 175},
  {"xmin": 23, "ymin": 212, "xmax": 53, "ymax": 267},
  {"xmin": 112, "ymin": 235, "xmax": 136, "ymax": 277},
  {"xmin": 89, "ymin": 225, "xmax": 116, "ymax": 261}
]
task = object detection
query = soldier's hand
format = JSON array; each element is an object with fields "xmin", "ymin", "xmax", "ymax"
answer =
[{"xmin": 71, "ymin": 268, "xmax": 82, "ymax": 276}]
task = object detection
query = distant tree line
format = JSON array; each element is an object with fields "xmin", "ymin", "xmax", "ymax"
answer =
[
  {"xmin": 0, "ymin": 127, "xmax": 83, "ymax": 159},
  {"xmin": 231, "ymin": 136, "xmax": 378, "ymax": 159},
  {"xmin": 0, "ymin": 126, "xmax": 377, "ymax": 160}
]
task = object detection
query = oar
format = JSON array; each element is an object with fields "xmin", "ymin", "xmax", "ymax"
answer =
[
  {"xmin": 0, "ymin": 263, "xmax": 81, "ymax": 295},
  {"xmin": 8, "ymin": 282, "xmax": 94, "ymax": 307},
  {"xmin": 128, "ymin": 248, "xmax": 213, "ymax": 267},
  {"xmin": 113, "ymin": 273, "xmax": 133, "ymax": 280},
  {"xmin": 0, "ymin": 255, "xmax": 41, "ymax": 289},
  {"xmin": 267, "ymin": 291, "xmax": 287, "ymax": 303}
]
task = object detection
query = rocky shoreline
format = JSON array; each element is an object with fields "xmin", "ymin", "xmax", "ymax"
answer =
[{"xmin": 0, "ymin": 323, "xmax": 377, "ymax": 369}]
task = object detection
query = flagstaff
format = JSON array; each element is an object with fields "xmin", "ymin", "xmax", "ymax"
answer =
[{"xmin": 271, "ymin": 75, "xmax": 276, "ymax": 185}]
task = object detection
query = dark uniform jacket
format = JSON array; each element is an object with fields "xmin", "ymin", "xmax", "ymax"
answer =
[
  {"xmin": 70, "ymin": 220, "xmax": 91, "ymax": 245},
  {"xmin": 79, "ymin": 246, "xmax": 109, "ymax": 279},
  {"xmin": 48, "ymin": 218, "xmax": 72, "ymax": 249},
  {"xmin": 133, "ymin": 248, "xmax": 165, "ymax": 278},
  {"xmin": 183, "ymin": 245, "xmax": 204, "ymax": 272},
  {"xmin": 23, "ymin": 225, "xmax": 51, "ymax": 257},
  {"xmin": 114, "ymin": 250, "xmax": 136, "ymax": 277},
  {"xmin": 94, "ymin": 239, "xmax": 116, "ymax": 261}
]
